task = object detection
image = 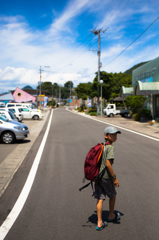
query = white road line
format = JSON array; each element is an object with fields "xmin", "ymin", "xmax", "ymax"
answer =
[
  {"xmin": 0, "ymin": 110, "xmax": 53, "ymax": 240},
  {"xmin": 68, "ymin": 110, "xmax": 159, "ymax": 142}
]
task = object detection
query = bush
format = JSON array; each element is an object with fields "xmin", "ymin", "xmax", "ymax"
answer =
[
  {"xmin": 139, "ymin": 108, "xmax": 151, "ymax": 118},
  {"xmin": 47, "ymin": 99, "xmax": 56, "ymax": 107},
  {"xmin": 89, "ymin": 109, "xmax": 97, "ymax": 113},
  {"xmin": 87, "ymin": 108, "xmax": 97, "ymax": 113},
  {"xmin": 78, "ymin": 106, "xmax": 83, "ymax": 112},
  {"xmin": 89, "ymin": 112, "xmax": 97, "ymax": 116},
  {"xmin": 133, "ymin": 113, "xmax": 140, "ymax": 121}
]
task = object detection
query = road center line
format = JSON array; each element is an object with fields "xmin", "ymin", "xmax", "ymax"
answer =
[
  {"xmin": 0, "ymin": 110, "xmax": 53, "ymax": 240},
  {"xmin": 68, "ymin": 110, "xmax": 159, "ymax": 142}
]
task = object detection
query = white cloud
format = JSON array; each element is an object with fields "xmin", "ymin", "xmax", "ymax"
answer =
[
  {"xmin": 0, "ymin": 0, "xmax": 159, "ymax": 93},
  {"xmin": 0, "ymin": 67, "xmax": 38, "ymax": 83},
  {"xmin": 49, "ymin": 0, "xmax": 96, "ymax": 35}
]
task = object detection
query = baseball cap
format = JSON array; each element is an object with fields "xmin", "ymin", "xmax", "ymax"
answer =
[{"xmin": 104, "ymin": 126, "xmax": 121, "ymax": 135}]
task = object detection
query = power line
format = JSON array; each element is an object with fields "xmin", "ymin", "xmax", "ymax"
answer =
[
  {"xmin": 54, "ymin": 39, "xmax": 98, "ymax": 73},
  {"xmin": 101, "ymin": 0, "xmax": 124, "ymax": 30},
  {"xmin": 85, "ymin": 15, "xmax": 159, "ymax": 79},
  {"xmin": 102, "ymin": 15, "xmax": 159, "ymax": 69},
  {"xmin": 50, "ymin": 1, "xmax": 116, "ymax": 69},
  {"xmin": 51, "ymin": 33, "xmax": 93, "ymax": 68},
  {"xmin": 94, "ymin": 0, "xmax": 115, "ymax": 30},
  {"xmin": 101, "ymin": 0, "xmax": 131, "ymax": 31}
]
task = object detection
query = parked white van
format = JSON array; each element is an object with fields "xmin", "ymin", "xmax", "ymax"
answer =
[{"xmin": 6, "ymin": 103, "xmax": 42, "ymax": 113}]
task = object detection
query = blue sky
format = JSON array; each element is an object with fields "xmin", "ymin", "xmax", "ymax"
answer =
[{"xmin": 0, "ymin": 0, "xmax": 159, "ymax": 92}]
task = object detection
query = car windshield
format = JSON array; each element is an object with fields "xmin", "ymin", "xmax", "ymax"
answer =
[
  {"xmin": 9, "ymin": 109, "xmax": 14, "ymax": 113},
  {"xmin": 9, "ymin": 111, "xmax": 16, "ymax": 119},
  {"xmin": 0, "ymin": 115, "xmax": 8, "ymax": 122}
]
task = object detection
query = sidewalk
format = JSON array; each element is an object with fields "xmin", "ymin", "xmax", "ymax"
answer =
[
  {"xmin": 0, "ymin": 110, "xmax": 50, "ymax": 198},
  {"xmin": 73, "ymin": 110, "xmax": 159, "ymax": 140}
]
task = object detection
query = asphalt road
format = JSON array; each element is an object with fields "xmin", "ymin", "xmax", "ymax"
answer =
[{"xmin": 0, "ymin": 108, "xmax": 159, "ymax": 240}]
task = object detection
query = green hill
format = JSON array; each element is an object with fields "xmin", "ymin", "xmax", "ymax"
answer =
[{"xmin": 124, "ymin": 61, "xmax": 149, "ymax": 75}]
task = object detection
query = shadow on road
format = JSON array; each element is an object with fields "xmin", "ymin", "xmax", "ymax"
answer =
[
  {"xmin": 82, "ymin": 210, "xmax": 124, "ymax": 228},
  {"xmin": 0, "ymin": 139, "xmax": 31, "ymax": 144}
]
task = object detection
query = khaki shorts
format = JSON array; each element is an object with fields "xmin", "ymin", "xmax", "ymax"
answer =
[{"xmin": 94, "ymin": 178, "xmax": 117, "ymax": 200}]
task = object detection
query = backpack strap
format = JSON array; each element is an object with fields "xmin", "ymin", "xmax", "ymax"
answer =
[{"xmin": 97, "ymin": 142, "xmax": 111, "ymax": 185}]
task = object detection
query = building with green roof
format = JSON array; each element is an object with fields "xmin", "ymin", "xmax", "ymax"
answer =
[{"xmin": 121, "ymin": 56, "xmax": 159, "ymax": 120}]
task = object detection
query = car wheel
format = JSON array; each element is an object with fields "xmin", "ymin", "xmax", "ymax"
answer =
[
  {"xmin": 33, "ymin": 115, "xmax": 39, "ymax": 120},
  {"xmin": 1, "ymin": 131, "xmax": 15, "ymax": 144},
  {"xmin": 124, "ymin": 113, "xmax": 128, "ymax": 118},
  {"xmin": 109, "ymin": 113, "xmax": 114, "ymax": 117}
]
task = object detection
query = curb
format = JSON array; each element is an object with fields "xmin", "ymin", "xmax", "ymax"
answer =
[{"xmin": 69, "ymin": 110, "xmax": 159, "ymax": 140}]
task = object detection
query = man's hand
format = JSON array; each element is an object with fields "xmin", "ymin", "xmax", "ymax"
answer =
[{"xmin": 113, "ymin": 178, "xmax": 119, "ymax": 187}]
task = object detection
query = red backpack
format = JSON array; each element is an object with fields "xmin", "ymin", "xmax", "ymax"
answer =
[{"xmin": 79, "ymin": 142, "xmax": 110, "ymax": 192}]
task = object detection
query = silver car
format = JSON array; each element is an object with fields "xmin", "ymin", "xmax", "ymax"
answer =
[{"xmin": 0, "ymin": 116, "xmax": 29, "ymax": 144}]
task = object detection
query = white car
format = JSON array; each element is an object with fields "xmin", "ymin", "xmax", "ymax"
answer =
[
  {"xmin": 20, "ymin": 107, "xmax": 44, "ymax": 120},
  {"xmin": 0, "ymin": 109, "xmax": 18, "ymax": 122},
  {"xmin": 24, "ymin": 105, "xmax": 42, "ymax": 113},
  {"xmin": 6, "ymin": 107, "xmax": 23, "ymax": 122}
]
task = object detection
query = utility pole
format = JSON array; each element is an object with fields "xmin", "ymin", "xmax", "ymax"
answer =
[
  {"xmin": 60, "ymin": 86, "xmax": 61, "ymax": 103},
  {"xmin": 69, "ymin": 81, "xmax": 72, "ymax": 108},
  {"xmin": 58, "ymin": 85, "xmax": 62, "ymax": 105},
  {"xmin": 59, "ymin": 86, "xmax": 60, "ymax": 104},
  {"xmin": 70, "ymin": 81, "xmax": 71, "ymax": 97},
  {"xmin": 52, "ymin": 84, "xmax": 53, "ymax": 106},
  {"xmin": 92, "ymin": 29, "xmax": 106, "ymax": 115},
  {"xmin": 39, "ymin": 66, "xmax": 50, "ymax": 110},
  {"xmin": 39, "ymin": 66, "xmax": 42, "ymax": 110}
]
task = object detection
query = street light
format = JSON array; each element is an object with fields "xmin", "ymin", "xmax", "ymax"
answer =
[{"xmin": 100, "ymin": 80, "xmax": 103, "ymax": 117}]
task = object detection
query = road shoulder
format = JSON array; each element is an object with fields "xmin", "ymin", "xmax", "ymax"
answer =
[{"xmin": 0, "ymin": 110, "xmax": 50, "ymax": 198}]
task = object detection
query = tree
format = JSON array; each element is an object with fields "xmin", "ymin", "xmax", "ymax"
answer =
[
  {"xmin": 92, "ymin": 71, "xmax": 113, "ymax": 101},
  {"xmin": 125, "ymin": 95, "xmax": 147, "ymax": 114},
  {"xmin": 37, "ymin": 81, "xmax": 52, "ymax": 95},
  {"xmin": 64, "ymin": 81, "xmax": 73, "ymax": 88},
  {"xmin": 92, "ymin": 71, "xmax": 132, "ymax": 101},
  {"xmin": 111, "ymin": 72, "xmax": 132, "ymax": 97},
  {"xmin": 52, "ymin": 83, "xmax": 59, "ymax": 96},
  {"xmin": 75, "ymin": 83, "xmax": 87, "ymax": 100}
]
